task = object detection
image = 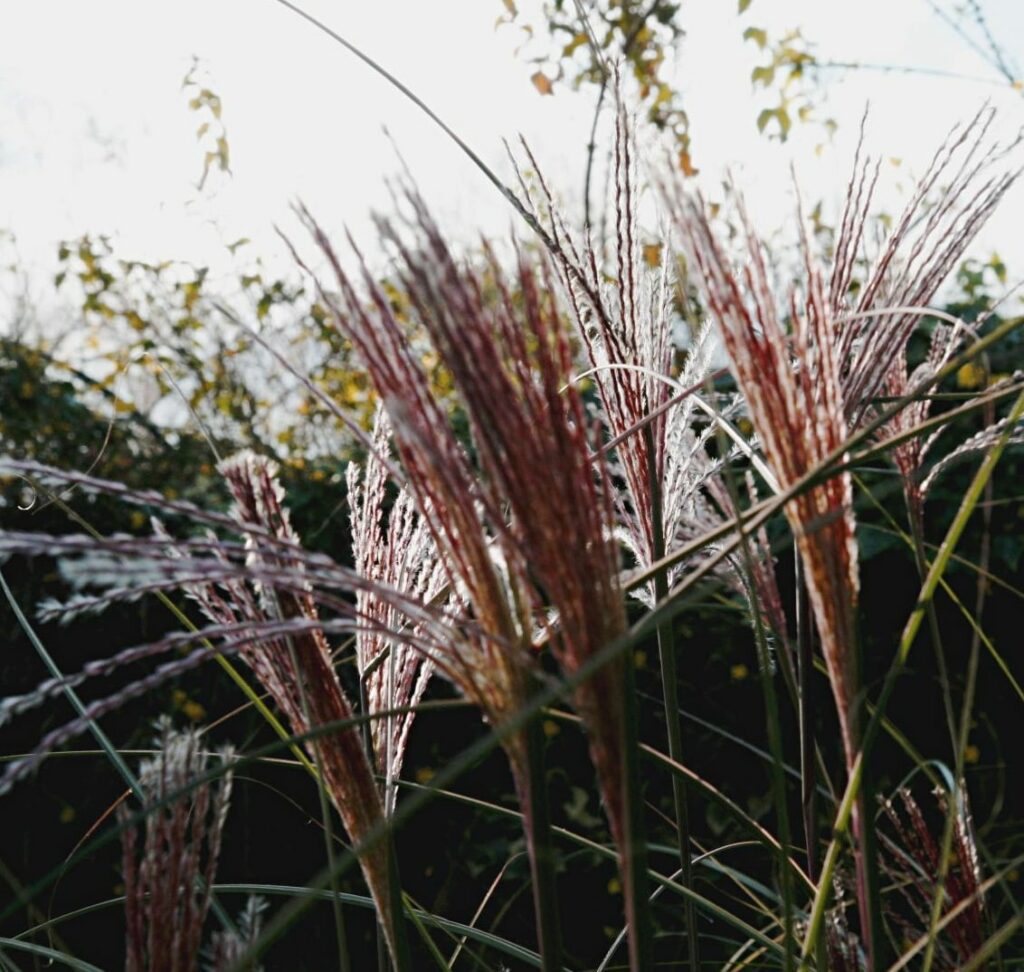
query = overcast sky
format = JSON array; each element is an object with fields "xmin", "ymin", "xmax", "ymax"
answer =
[{"xmin": 2, "ymin": 0, "xmax": 1023, "ymax": 305}]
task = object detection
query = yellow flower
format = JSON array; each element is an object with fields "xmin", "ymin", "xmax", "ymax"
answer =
[
  {"xmin": 956, "ymin": 362, "xmax": 986, "ymax": 390},
  {"xmin": 181, "ymin": 700, "xmax": 206, "ymax": 722}
]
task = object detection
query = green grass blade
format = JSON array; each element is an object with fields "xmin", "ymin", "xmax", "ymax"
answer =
[{"xmin": 0, "ymin": 938, "xmax": 104, "ymax": 972}]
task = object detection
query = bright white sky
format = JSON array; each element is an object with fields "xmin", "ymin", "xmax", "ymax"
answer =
[{"xmin": 2, "ymin": 0, "xmax": 1024, "ymax": 314}]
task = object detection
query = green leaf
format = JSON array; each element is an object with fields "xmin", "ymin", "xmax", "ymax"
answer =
[
  {"xmin": 993, "ymin": 535, "xmax": 1022, "ymax": 572},
  {"xmin": 743, "ymin": 26, "xmax": 767, "ymax": 48},
  {"xmin": 0, "ymin": 937, "xmax": 105, "ymax": 971},
  {"xmin": 776, "ymin": 106, "xmax": 791, "ymax": 138},
  {"xmin": 756, "ymin": 107, "xmax": 774, "ymax": 132},
  {"xmin": 751, "ymin": 64, "xmax": 774, "ymax": 86},
  {"xmin": 857, "ymin": 525, "xmax": 902, "ymax": 561},
  {"xmin": 739, "ymin": 0, "xmax": 754, "ymax": 11}
]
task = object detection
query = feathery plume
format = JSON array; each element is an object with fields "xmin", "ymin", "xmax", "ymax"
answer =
[
  {"xmin": 184, "ymin": 450, "xmax": 408, "ymax": 964},
  {"xmin": 829, "ymin": 109, "xmax": 1019, "ymax": 527},
  {"xmin": 515, "ymin": 111, "xmax": 724, "ymax": 601},
  {"xmin": 831, "ymin": 107, "xmax": 1020, "ymax": 425},
  {"xmin": 879, "ymin": 785, "xmax": 986, "ymax": 969},
  {"xmin": 203, "ymin": 897, "xmax": 267, "ymax": 972},
  {"xmin": 119, "ymin": 719, "xmax": 233, "ymax": 972},
  {"xmin": 348, "ymin": 408, "xmax": 442, "ymax": 812}
]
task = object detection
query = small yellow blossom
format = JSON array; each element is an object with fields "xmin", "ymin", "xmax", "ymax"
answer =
[
  {"xmin": 181, "ymin": 700, "xmax": 206, "ymax": 722},
  {"xmin": 956, "ymin": 362, "xmax": 986, "ymax": 390}
]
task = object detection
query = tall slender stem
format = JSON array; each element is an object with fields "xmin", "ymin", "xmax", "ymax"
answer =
[
  {"xmin": 719, "ymin": 454, "xmax": 795, "ymax": 972},
  {"xmin": 644, "ymin": 425, "xmax": 699, "ymax": 970},
  {"xmin": 284, "ymin": 634, "xmax": 353, "ymax": 972},
  {"xmin": 907, "ymin": 497, "xmax": 959, "ymax": 754},
  {"xmin": 523, "ymin": 714, "xmax": 564, "ymax": 972},
  {"xmin": 618, "ymin": 645, "xmax": 657, "ymax": 971},
  {"xmin": 850, "ymin": 726, "xmax": 884, "ymax": 972},
  {"xmin": 794, "ymin": 555, "xmax": 817, "ymax": 882},
  {"xmin": 922, "ymin": 428, "xmax": 994, "ymax": 972},
  {"xmin": 383, "ymin": 829, "xmax": 413, "ymax": 972}
]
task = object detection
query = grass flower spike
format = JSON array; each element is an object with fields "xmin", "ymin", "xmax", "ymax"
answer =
[{"xmin": 119, "ymin": 719, "xmax": 233, "ymax": 972}]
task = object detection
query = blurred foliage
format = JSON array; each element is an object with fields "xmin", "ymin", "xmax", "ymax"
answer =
[
  {"xmin": 502, "ymin": 0, "xmax": 1024, "ymax": 176},
  {"xmin": 500, "ymin": 0, "xmax": 695, "ymax": 164},
  {"xmin": 182, "ymin": 55, "xmax": 232, "ymax": 191},
  {"xmin": 499, "ymin": 0, "xmax": 837, "ymax": 172}
]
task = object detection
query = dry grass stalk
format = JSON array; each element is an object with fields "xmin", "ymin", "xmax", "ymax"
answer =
[
  {"xmin": 671, "ymin": 190, "xmax": 862, "ymax": 769},
  {"xmin": 182, "ymin": 450, "xmax": 406, "ymax": 963},
  {"xmin": 295, "ymin": 192, "xmax": 650, "ymax": 962}
]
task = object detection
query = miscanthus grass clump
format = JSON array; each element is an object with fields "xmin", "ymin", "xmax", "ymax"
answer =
[{"xmin": 1, "ymin": 94, "xmax": 1022, "ymax": 972}]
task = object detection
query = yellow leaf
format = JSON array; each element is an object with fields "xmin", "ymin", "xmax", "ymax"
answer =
[
  {"xmin": 642, "ymin": 243, "xmax": 663, "ymax": 268},
  {"xmin": 678, "ymin": 151, "xmax": 697, "ymax": 177},
  {"xmin": 562, "ymin": 32, "xmax": 588, "ymax": 57},
  {"xmin": 531, "ymin": 71, "xmax": 554, "ymax": 96}
]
